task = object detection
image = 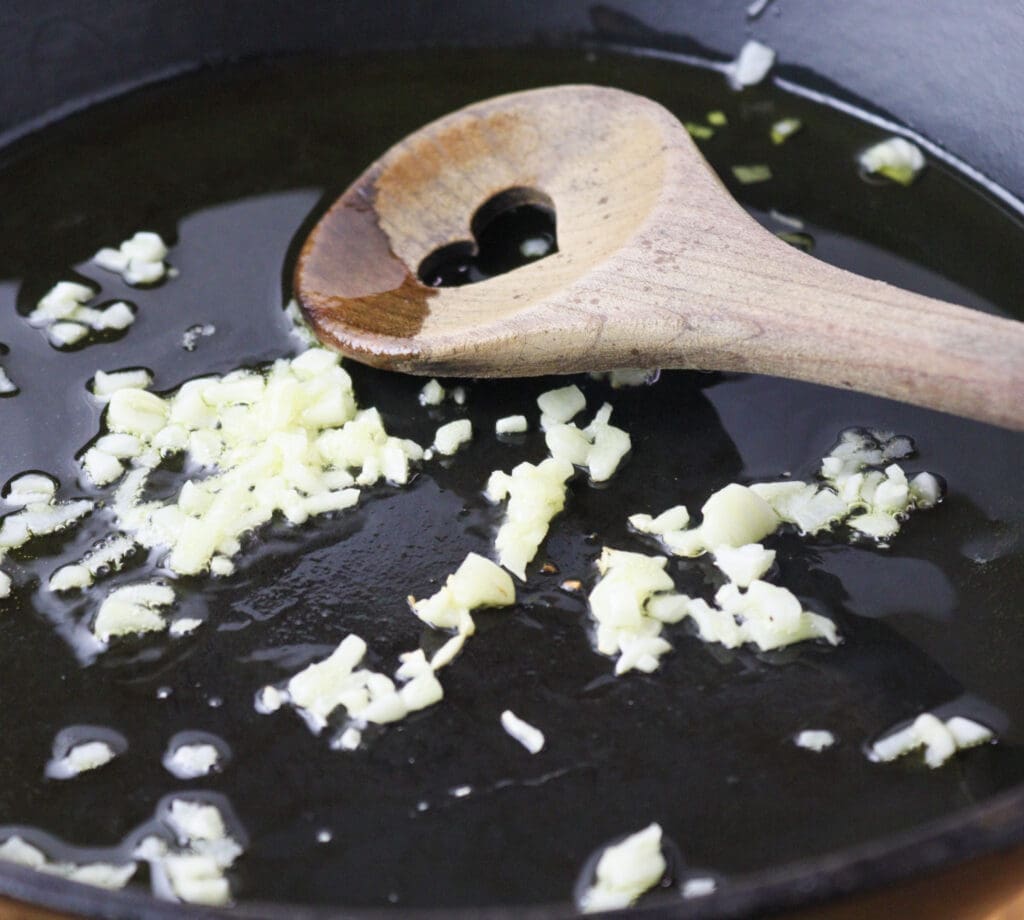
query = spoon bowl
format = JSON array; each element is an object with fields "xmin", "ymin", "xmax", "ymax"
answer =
[{"xmin": 295, "ymin": 85, "xmax": 1024, "ymax": 429}]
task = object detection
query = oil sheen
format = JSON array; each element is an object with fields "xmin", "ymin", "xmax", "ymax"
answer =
[{"xmin": 0, "ymin": 49, "xmax": 1022, "ymax": 910}]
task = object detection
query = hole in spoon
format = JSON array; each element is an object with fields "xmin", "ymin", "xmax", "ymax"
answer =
[{"xmin": 417, "ymin": 186, "xmax": 558, "ymax": 288}]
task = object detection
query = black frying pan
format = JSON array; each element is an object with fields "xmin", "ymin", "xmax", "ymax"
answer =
[{"xmin": 0, "ymin": 2, "xmax": 1022, "ymax": 918}]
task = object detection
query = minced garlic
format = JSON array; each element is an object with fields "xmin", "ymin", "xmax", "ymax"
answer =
[
  {"xmin": 137, "ymin": 797, "xmax": 244, "ymax": 906},
  {"xmin": 496, "ymin": 414, "xmax": 528, "ymax": 435},
  {"xmin": 725, "ymin": 39, "xmax": 775, "ymax": 90},
  {"xmin": 259, "ymin": 633, "xmax": 444, "ymax": 736},
  {"xmin": 0, "ymin": 476, "xmax": 92, "ymax": 562},
  {"xmin": 636, "ymin": 429, "xmax": 939, "ymax": 560},
  {"xmin": 45, "ymin": 740, "xmax": 118, "ymax": 779},
  {"xmin": 164, "ymin": 743, "xmax": 221, "ymax": 779},
  {"xmin": 93, "ymin": 231, "xmax": 171, "ymax": 285},
  {"xmin": 657, "ymin": 484, "xmax": 779, "ymax": 557},
  {"xmin": 433, "ymin": 418, "xmax": 472, "ymax": 455},
  {"xmin": 683, "ymin": 877, "xmax": 717, "ymax": 899},
  {"xmin": 545, "ymin": 403, "xmax": 631, "ymax": 482},
  {"xmin": 410, "ymin": 553, "xmax": 515, "ymax": 630},
  {"xmin": 752, "ymin": 429, "xmax": 940, "ymax": 541},
  {"xmin": 580, "ymin": 823, "xmax": 666, "ymax": 913},
  {"xmin": 28, "ymin": 282, "xmax": 136, "ymax": 346},
  {"xmin": 589, "ymin": 546, "xmax": 837, "ymax": 673},
  {"xmin": 83, "ymin": 348, "xmax": 422, "ymax": 577},
  {"xmin": 871, "ymin": 712, "xmax": 993, "ymax": 768},
  {"xmin": 419, "ymin": 378, "xmax": 445, "ymax": 406},
  {"xmin": 28, "ymin": 282, "xmax": 94, "ymax": 327},
  {"xmin": 92, "ymin": 582, "xmax": 175, "ymax": 642},
  {"xmin": 712, "ymin": 543, "xmax": 775, "ymax": 588},
  {"xmin": 795, "ymin": 730, "xmax": 835, "ymax": 752},
  {"xmin": 711, "ymin": 581, "xmax": 838, "ymax": 651},
  {"xmin": 629, "ymin": 505, "xmax": 690, "ymax": 536},
  {"xmin": 500, "ymin": 710, "xmax": 545, "ymax": 754},
  {"xmin": 0, "ymin": 836, "xmax": 135, "ymax": 891},
  {"xmin": 49, "ymin": 536, "xmax": 138, "ymax": 592},
  {"xmin": 486, "ymin": 457, "xmax": 574, "ymax": 579},
  {"xmin": 91, "ymin": 368, "xmax": 154, "ymax": 402},
  {"xmin": 537, "ymin": 384, "xmax": 586, "ymax": 429},
  {"xmin": 588, "ymin": 548, "xmax": 683, "ymax": 674}
]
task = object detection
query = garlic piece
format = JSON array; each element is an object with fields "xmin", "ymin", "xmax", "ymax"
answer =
[
  {"xmin": 871, "ymin": 712, "xmax": 993, "ymax": 768},
  {"xmin": 495, "ymin": 414, "xmax": 528, "ymax": 435},
  {"xmin": 487, "ymin": 457, "xmax": 574, "ymax": 579},
  {"xmin": 93, "ymin": 582, "xmax": 175, "ymax": 641},
  {"xmin": 859, "ymin": 137, "xmax": 925, "ymax": 186},
  {"xmin": 726, "ymin": 40, "xmax": 775, "ymax": 90},
  {"xmin": 580, "ymin": 823, "xmax": 666, "ymax": 913},
  {"xmin": 712, "ymin": 543, "xmax": 775, "ymax": 588},
  {"xmin": 500, "ymin": 710, "xmax": 545, "ymax": 754},
  {"xmin": 433, "ymin": 419, "xmax": 472, "ymax": 456},
  {"xmin": 537, "ymin": 384, "xmax": 586, "ymax": 428},
  {"xmin": 794, "ymin": 730, "xmax": 835, "ymax": 752}
]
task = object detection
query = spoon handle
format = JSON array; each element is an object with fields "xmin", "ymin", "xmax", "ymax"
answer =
[
  {"xmin": 607, "ymin": 220, "xmax": 1024, "ymax": 430},
  {"xmin": 296, "ymin": 83, "xmax": 1024, "ymax": 431}
]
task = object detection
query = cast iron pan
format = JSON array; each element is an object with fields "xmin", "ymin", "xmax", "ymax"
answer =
[{"xmin": 0, "ymin": 2, "xmax": 1022, "ymax": 917}]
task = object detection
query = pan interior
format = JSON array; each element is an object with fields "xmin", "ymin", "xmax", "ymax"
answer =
[{"xmin": 0, "ymin": 48, "xmax": 1022, "ymax": 912}]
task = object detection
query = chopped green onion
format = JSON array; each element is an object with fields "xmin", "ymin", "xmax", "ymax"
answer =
[
  {"xmin": 707, "ymin": 110, "xmax": 728, "ymax": 127},
  {"xmin": 771, "ymin": 117, "xmax": 803, "ymax": 145},
  {"xmin": 731, "ymin": 164, "xmax": 772, "ymax": 184},
  {"xmin": 685, "ymin": 122, "xmax": 714, "ymax": 140}
]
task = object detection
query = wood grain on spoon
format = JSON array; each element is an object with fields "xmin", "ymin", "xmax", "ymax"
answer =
[{"xmin": 295, "ymin": 85, "xmax": 1024, "ymax": 429}]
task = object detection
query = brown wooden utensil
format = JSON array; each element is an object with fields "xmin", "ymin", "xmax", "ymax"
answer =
[{"xmin": 295, "ymin": 85, "xmax": 1024, "ymax": 430}]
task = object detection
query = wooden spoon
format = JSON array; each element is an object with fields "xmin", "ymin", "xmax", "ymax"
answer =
[{"xmin": 295, "ymin": 85, "xmax": 1024, "ymax": 430}]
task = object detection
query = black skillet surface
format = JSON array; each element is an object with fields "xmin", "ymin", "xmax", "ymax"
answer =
[{"xmin": 0, "ymin": 30, "xmax": 1023, "ymax": 920}]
